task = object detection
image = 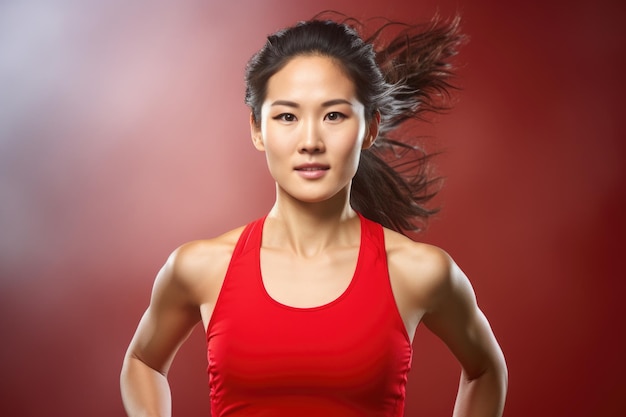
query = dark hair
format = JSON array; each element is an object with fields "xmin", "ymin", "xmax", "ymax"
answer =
[{"xmin": 245, "ymin": 13, "xmax": 466, "ymax": 233}]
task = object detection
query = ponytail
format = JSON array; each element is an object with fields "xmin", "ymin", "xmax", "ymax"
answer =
[{"xmin": 348, "ymin": 16, "xmax": 466, "ymax": 233}]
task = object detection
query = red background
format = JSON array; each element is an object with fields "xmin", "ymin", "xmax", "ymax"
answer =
[{"xmin": 1, "ymin": 0, "xmax": 624, "ymax": 416}]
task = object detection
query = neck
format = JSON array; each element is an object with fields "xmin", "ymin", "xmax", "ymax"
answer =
[{"xmin": 264, "ymin": 186, "xmax": 360, "ymax": 257}]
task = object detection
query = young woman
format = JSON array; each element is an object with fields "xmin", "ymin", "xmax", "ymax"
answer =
[{"xmin": 121, "ymin": 14, "xmax": 507, "ymax": 417}]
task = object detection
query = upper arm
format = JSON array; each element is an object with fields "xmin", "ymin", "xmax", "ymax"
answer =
[
  {"xmin": 420, "ymin": 251, "xmax": 506, "ymax": 379},
  {"xmin": 125, "ymin": 245, "xmax": 204, "ymax": 376}
]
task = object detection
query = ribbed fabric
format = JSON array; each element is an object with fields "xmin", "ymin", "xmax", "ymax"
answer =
[{"xmin": 206, "ymin": 213, "xmax": 412, "ymax": 416}]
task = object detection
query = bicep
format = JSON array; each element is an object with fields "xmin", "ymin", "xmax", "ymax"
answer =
[
  {"xmin": 421, "ymin": 259, "xmax": 504, "ymax": 379},
  {"xmin": 125, "ymin": 255, "xmax": 202, "ymax": 376}
]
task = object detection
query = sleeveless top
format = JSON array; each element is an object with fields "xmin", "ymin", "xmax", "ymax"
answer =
[{"xmin": 206, "ymin": 213, "xmax": 413, "ymax": 416}]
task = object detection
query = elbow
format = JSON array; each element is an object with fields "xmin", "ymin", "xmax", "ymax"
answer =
[
  {"xmin": 487, "ymin": 353, "xmax": 509, "ymax": 399},
  {"xmin": 464, "ymin": 352, "xmax": 508, "ymax": 393},
  {"xmin": 493, "ymin": 346, "xmax": 508, "ymax": 390},
  {"xmin": 499, "ymin": 356, "xmax": 509, "ymax": 393},
  {"xmin": 485, "ymin": 343, "xmax": 508, "ymax": 390}
]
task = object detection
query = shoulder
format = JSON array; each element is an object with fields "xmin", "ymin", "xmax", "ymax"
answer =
[
  {"xmin": 383, "ymin": 227, "xmax": 456, "ymax": 312},
  {"xmin": 169, "ymin": 226, "xmax": 245, "ymax": 277},
  {"xmin": 156, "ymin": 225, "xmax": 247, "ymax": 304}
]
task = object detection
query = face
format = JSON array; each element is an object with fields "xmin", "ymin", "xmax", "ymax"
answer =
[{"xmin": 251, "ymin": 55, "xmax": 379, "ymax": 205}]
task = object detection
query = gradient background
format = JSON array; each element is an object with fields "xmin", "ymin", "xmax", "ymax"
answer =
[{"xmin": 1, "ymin": 0, "xmax": 624, "ymax": 416}]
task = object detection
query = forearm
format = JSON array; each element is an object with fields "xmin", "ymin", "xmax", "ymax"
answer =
[
  {"xmin": 452, "ymin": 364, "xmax": 508, "ymax": 417},
  {"xmin": 120, "ymin": 355, "xmax": 172, "ymax": 417}
]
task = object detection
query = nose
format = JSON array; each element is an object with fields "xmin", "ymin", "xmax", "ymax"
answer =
[{"xmin": 298, "ymin": 120, "xmax": 325, "ymax": 154}]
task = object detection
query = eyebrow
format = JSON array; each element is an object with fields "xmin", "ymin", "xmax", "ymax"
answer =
[{"xmin": 270, "ymin": 99, "xmax": 353, "ymax": 108}]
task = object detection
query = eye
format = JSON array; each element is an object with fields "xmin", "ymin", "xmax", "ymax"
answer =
[
  {"xmin": 325, "ymin": 112, "xmax": 346, "ymax": 122},
  {"xmin": 274, "ymin": 113, "xmax": 297, "ymax": 122}
]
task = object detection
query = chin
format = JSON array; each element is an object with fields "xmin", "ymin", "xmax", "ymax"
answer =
[
  {"xmin": 277, "ymin": 180, "xmax": 351, "ymax": 205},
  {"xmin": 293, "ymin": 189, "xmax": 350, "ymax": 205}
]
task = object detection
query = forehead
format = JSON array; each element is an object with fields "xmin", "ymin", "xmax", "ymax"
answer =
[{"xmin": 265, "ymin": 55, "xmax": 356, "ymax": 101}]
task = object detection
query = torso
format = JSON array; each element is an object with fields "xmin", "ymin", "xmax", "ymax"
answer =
[{"xmin": 203, "ymin": 213, "xmax": 417, "ymax": 416}]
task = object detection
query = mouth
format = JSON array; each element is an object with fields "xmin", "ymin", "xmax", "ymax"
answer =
[
  {"xmin": 294, "ymin": 163, "xmax": 330, "ymax": 179},
  {"xmin": 294, "ymin": 164, "xmax": 330, "ymax": 171}
]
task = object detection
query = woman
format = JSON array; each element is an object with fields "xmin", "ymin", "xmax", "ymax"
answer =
[{"xmin": 121, "ymin": 14, "xmax": 508, "ymax": 417}]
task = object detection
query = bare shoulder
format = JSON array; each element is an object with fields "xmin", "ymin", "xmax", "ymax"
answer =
[
  {"xmin": 160, "ymin": 225, "xmax": 247, "ymax": 303},
  {"xmin": 383, "ymin": 228, "xmax": 455, "ymax": 312}
]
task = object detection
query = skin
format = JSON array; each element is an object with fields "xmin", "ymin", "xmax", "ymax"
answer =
[{"xmin": 120, "ymin": 55, "xmax": 507, "ymax": 417}]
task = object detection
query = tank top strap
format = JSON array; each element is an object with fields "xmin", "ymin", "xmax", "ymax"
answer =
[
  {"xmin": 357, "ymin": 212, "xmax": 386, "ymax": 257},
  {"xmin": 206, "ymin": 216, "xmax": 266, "ymax": 335},
  {"xmin": 232, "ymin": 216, "xmax": 266, "ymax": 259}
]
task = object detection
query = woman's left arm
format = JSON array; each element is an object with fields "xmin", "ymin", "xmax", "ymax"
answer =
[{"xmin": 420, "ymin": 251, "xmax": 508, "ymax": 417}]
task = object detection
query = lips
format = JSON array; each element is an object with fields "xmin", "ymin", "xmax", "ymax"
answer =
[
  {"xmin": 294, "ymin": 163, "xmax": 329, "ymax": 171},
  {"xmin": 294, "ymin": 163, "xmax": 329, "ymax": 179}
]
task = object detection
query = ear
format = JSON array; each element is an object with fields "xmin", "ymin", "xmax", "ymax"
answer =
[
  {"xmin": 362, "ymin": 111, "xmax": 381, "ymax": 150},
  {"xmin": 250, "ymin": 113, "xmax": 265, "ymax": 151}
]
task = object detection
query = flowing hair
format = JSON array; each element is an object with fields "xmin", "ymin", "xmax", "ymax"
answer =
[{"xmin": 245, "ymin": 12, "xmax": 467, "ymax": 233}]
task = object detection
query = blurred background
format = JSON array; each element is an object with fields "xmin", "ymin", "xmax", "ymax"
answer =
[{"xmin": 1, "ymin": 0, "xmax": 624, "ymax": 415}]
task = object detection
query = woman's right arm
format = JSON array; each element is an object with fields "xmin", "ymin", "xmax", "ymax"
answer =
[{"xmin": 120, "ymin": 245, "xmax": 203, "ymax": 417}]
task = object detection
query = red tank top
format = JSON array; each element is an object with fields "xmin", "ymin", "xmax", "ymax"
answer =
[{"xmin": 206, "ymin": 213, "xmax": 413, "ymax": 416}]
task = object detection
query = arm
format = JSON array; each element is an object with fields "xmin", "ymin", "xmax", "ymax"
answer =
[
  {"xmin": 421, "ymin": 252, "xmax": 508, "ymax": 417},
  {"xmin": 120, "ymin": 247, "xmax": 202, "ymax": 417}
]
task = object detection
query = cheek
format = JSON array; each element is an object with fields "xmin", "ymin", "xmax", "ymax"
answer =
[
  {"xmin": 260, "ymin": 123, "xmax": 286, "ymax": 153},
  {"xmin": 263, "ymin": 143, "xmax": 286, "ymax": 168},
  {"xmin": 262, "ymin": 135, "xmax": 292, "ymax": 174},
  {"xmin": 335, "ymin": 138, "xmax": 364, "ymax": 174},
  {"xmin": 348, "ymin": 148, "xmax": 363, "ymax": 173}
]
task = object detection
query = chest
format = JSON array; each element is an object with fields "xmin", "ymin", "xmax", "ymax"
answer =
[{"xmin": 259, "ymin": 246, "xmax": 359, "ymax": 308}]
